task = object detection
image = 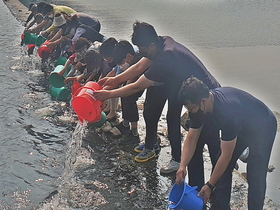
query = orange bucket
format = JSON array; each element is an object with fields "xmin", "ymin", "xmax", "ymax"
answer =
[
  {"xmin": 71, "ymin": 82, "xmax": 103, "ymax": 122},
  {"xmin": 37, "ymin": 40, "xmax": 53, "ymax": 59}
]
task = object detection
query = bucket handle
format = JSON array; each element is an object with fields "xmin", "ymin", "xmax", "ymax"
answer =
[
  {"xmin": 185, "ymin": 186, "xmax": 198, "ymax": 193},
  {"xmin": 73, "ymin": 86, "xmax": 99, "ymax": 101}
]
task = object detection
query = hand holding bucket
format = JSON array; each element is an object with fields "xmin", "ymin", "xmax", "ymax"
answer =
[
  {"xmin": 168, "ymin": 180, "xmax": 203, "ymax": 210},
  {"xmin": 72, "ymin": 81, "xmax": 103, "ymax": 123}
]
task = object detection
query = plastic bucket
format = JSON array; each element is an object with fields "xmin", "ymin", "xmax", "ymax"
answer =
[
  {"xmin": 38, "ymin": 40, "xmax": 53, "ymax": 59},
  {"xmin": 168, "ymin": 181, "xmax": 203, "ymax": 210},
  {"xmin": 54, "ymin": 57, "xmax": 68, "ymax": 66},
  {"xmin": 71, "ymin": 82, "xmax": 102, "ymax": 122},
  {"xmin": 90, "ymin": 111, "xmax": 106, "ymax": 127},
  {"xmin": 35, "ymin": 35, "xmax": 47, "ymax": 46},
  {"xmin": 49, "ymin": 86, "xmax": 70, "ymax": 102},
  {"xmin": 23, "ymin": 33, "xmax": 38, "ymax": 44},
  {"xmin": 71, "ymin": 80, "xmax": 82, "ymax": 97},
  {"xmin": 49, "ymin": 65, "xmax": 69, "ymax": 88}
]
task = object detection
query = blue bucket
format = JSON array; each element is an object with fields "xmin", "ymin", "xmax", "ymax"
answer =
[{"xmin": 168, "ymin": 181, "xmax": 203, "ymax": 210}]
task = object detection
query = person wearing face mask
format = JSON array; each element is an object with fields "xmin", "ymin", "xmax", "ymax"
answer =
[
  {"xmin": 92, "ymin": 21, "xmax": 221, "ymax": 178},
  {"xmin": 177, "ymin": 77, "xmax": 277, "ymax": 210},
  {"xmin": 46, "ymin": 13, "xmax": 105, "ymax": 49},
  {"xmin": 40, "ymin": 3, "xmax": 77, "ymax": 38}
]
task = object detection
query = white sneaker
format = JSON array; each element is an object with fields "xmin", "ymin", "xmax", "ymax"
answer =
[
  {"xmin": 102, "ymin": 121, "xmax": 112, "ymax": 132},
  {"xmin": 160, "ymin": 160, "xmax": 180, "ymax": 174},
  {"xmin": 109, "ymin": 127, "xmax": 122, "ymax": 136}
]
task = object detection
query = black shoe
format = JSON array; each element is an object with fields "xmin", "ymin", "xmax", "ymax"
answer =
[
  {"xmin": 119, "ymin": 132, "xmax": 140, "ymax": 145},
  {"xmin": 115, "ymin": 122, "xmax": 130, "ymax": 135},
  {"xmin": 106, "ymin": 115, "xmax": 117, "ymax": 122}
]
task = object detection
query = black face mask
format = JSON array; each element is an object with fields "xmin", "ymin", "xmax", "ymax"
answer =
[{"xmin": 188, "ymin": 108, "xmax": 204, "ymax": 127}]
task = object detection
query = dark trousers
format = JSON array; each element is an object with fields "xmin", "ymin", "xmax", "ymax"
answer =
[
  {"xmin": 121, "ymin": 90, "xmax": 144, "ymax": 123},
  {"xmin": 211, "ymin": 116, "xmax": 277, "ymax": 210},
  {"xmin": 187, "ymin": 114, "xmax": 220, "ymax": 191},
  {"xmin": 144, "ymin": 84, "xmax": 183, "ymax": 161},
  {"xmin": 143, "ymin": 85, "xmax": 168, "ymax": 150}
]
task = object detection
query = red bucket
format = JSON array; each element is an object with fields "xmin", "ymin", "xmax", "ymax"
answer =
[
  {"xmin": 72, "ymin": 82, "xmax": 103, "ymax": 122},
  {"xmin": 37, "ymin": 40, "xmax": 53, "ymax": 59}
]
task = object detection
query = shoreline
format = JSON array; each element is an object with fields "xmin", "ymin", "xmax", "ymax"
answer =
[{"xmin": 4, "ymin": 0, "xmax": 280, "ymax": 209}]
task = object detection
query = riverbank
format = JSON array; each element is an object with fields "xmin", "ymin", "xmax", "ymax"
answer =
[{"xmin": 3, "ymin": 0, "xmax": 280, "ymax": 209}]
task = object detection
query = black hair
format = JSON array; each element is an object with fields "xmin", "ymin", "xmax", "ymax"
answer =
[
  {"xmin": 178, "ymin": 77, "xmax": 210, "ymax": 105},
  {"xmin": 42, "ymin": 3, "xmax": 53, "ymax": 15},
  {"xmin": 28, "ymin": 3, "xmax": 35, "ymax": 11},
  {"xmin": 112, "ymin": 40, "xmax": 135, "ymax": 65},
  {"xmin": 131, "ymin": 21, "xmax": 159, "ymax": 47},
  {"xmin": 74, "ymin": 37, "xmax": 91, "ymax": 51},
  {"xmin": 37, "ymin": 2, "xmax": 46, "ymax": 13},
  {"xmin": 99, "ymin": 37, "xmax": 117, "ymax": 57}
]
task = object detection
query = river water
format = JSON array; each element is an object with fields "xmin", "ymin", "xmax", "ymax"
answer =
[{"xmin": 1, "ymin": 0, "xmax": 280, "ymax": 209}]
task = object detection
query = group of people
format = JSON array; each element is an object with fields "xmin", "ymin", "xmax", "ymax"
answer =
[{"xmin": 23, "ymin": 2, "xmax": 277, "ymax": 210}]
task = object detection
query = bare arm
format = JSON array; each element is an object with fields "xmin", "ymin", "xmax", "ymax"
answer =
[
  {"xmin": 48, "ymin": 29, "xmax": 63, "ymax": 42},
  {"xmin": 29, "ymin": 19, "xmax": 49, "ymax": 33},
  {"xmin": 93, "ymin": 75, "xmax": 154, "ymax": 101},
  {"xmin": 176, "ymin": 127, "xmax": 202, "ymax": 184},
  {"xmin": 98, "ymin": 57, "xmax": 152, "ymax": 89}
]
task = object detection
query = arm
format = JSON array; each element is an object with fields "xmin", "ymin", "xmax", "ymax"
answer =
[
  {"xmin": 29, "ymin": 19, "xmax": 49, "ymax": 34},
  {"xmin": 48, "ymin": 29, "xmax": 63, "ymax": 42},
  {"xmin": 198, "ymin": 138, "xmax": 236, "ymax": 204},
  {"xmin": 72, "ymin": 28, "xmax": 86, "ymax": 43},
  {"xmin": 93, "ymin": 75, "xmax": 154, "ymax": 101},
  {"xmin": 58, "ymin": 59, "xmax": 71, "ymax": 76},
  {"xmin": 98, "ymin": 57, "xmax": 152, "ymax": 89},
  {"xmin": 175, "ymin": 127, "xmax": 202, "ymax": 184}
]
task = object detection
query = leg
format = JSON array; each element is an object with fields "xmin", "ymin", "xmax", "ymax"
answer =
[
  {"xmin": 246, "ymin": 119, "xmax": 276, "ymax": 210},
  {"xmin": 144, "ymin": 85, "xmax": 167, "ymax": 150},
  {"xmin": 166, "ymin": 93, "xmax": 182, "ymax": 162}
]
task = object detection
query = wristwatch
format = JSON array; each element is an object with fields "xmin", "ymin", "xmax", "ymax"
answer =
[{"xmin": 205, "ymin": 181, "xmax": 215, "ymax": 191}]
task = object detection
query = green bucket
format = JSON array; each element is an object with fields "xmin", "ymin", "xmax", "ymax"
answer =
[
  {"xmin": 35, "ymin": 35, "xmax": 47, "ymax": 46},
  {"xmin": 49, "ymin": 86, "xmax": 70, "ymax": 101},
  {"xmin": 49, "ymin": 65, "xmax": 70, "ymax": 88},
  {"xmin": 54, "ymin": 57, "xmax": 68, "ymax": 66},
  {"xmin": 91, "ymin": 111, "xmax": 106, "ymax": 128},
  {"xmin": 23, "ymin": 32, "xmax": 38, "ymax": 44}
]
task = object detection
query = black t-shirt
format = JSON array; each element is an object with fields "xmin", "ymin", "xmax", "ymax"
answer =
[
  {"xmin": 144, "ymin": 36, "xmax": 220, "ymax": 93},
  {"xmin": 190, "ymin": 87, "xmax": 276, "ymax": 143}
]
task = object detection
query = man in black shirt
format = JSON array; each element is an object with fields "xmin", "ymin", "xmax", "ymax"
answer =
[
  {"xmin": 93, "ymin": 22, "xmax": 220, "ymax": 178},
  {"xmin": 176, "ymin": 77, "xmax": 277, "ymax": 210}
]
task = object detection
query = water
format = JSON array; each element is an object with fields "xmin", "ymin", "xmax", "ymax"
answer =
[{"xmin": 1, "ymin": 0, "xmax": 280, "ymax": 209}]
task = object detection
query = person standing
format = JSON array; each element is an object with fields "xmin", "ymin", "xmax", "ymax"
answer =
[
  {"xmin": 176, "ymin": 77, "xmax": 277, "ymax": 210},
  {"xmin": 93, "ymin": 21, "xmax": 221, "ymax": 176}
]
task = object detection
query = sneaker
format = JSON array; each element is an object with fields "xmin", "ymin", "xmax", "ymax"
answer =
[
  {"xmin": 109, "ymin": 127, "xmax": 122, "ymax": 136},
  {"xmin": 119, "ymin": 132, "xmax": 140, "ymax": 145},
  {"xmin": 134, "ymin": 148, "xmax": 156, "ymax": 162},
  {"xmin": 134, "ymin": 144, "xmax": 160, "ymax": 154},
  {"xmin": 115, "ymin": 122, "xmax": 130, "ymax": 135},
  {"xmin": 102, "ymin": 121, "xmax": 113, "ymax": 132},
  {"xmin": 160, "ymin": 160, "xmax": 180, "ymax": 174}
]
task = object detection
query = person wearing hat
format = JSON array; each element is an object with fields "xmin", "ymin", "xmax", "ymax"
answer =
[
  {"xmin": 46, "ymin": 13, "xmax": 105, "ymax": 49},
  {"xmin": 40, "ymin": 3, "xmax": 76, "ymax": 37}
]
